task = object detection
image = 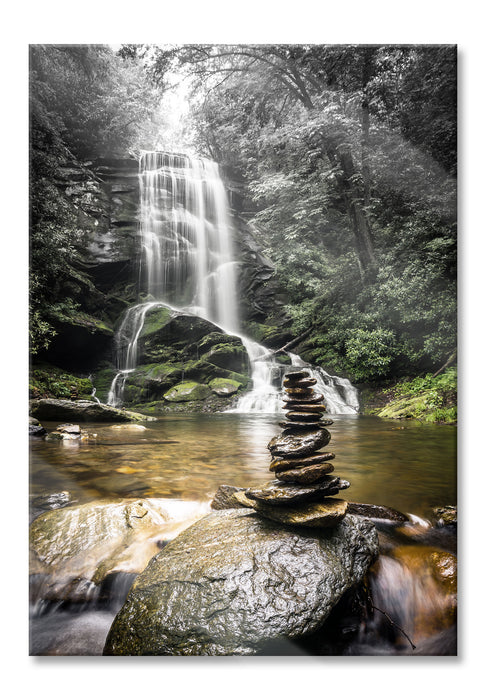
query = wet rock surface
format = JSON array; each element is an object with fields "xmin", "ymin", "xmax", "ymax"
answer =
[
  {"xmin": 269, "ymin": 452, "xmax": 336, "ymax": 472},
  {"xmin": 268, "ymin": 428, "xmax": 331, "ymax": 457},
  {"xmin": 103, "ymin": 508, "xmax": 378, "ymax": 655},
  {"xmin": 29, "ymin": 498, "xmax": 209, "ymax": 601},
  {"xmin": 275, "ymin": 462, "xmax": 336, "ymax": 484},
  {"xmin": 245, "ymin": 477, "xmax": 349, "ymax": 505},
  {"xmin": 249, "ymin": 497, "xmax": 350, "ymax": 528}
]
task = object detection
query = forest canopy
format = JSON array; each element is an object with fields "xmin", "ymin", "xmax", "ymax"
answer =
[{"xmin": 29, "ymin": 44, "xmax": 456, "ymax": 384}]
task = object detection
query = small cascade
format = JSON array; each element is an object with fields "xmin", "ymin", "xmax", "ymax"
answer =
[
  {"xmin": 107, "ymin": 302, "xmax": 164, "ymax": 407},
  {"xmin": 232, "ymin": 349, "xmax": 359, "ymax": 414},
  {"xmin": 107, "ymin": 150, "xmax": 359, "ymax": 414},
  {"xmin": 288, "ymin": 353, "xmax": 359, "ymax": 414},
  {"xmin": 232, "ymin": 338, "xmax": 285, "ymax": 413}
]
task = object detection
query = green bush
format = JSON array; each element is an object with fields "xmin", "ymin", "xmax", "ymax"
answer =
[{"xmin": 344, "ymin": 328, "xmax": 398, "ymax": 382}]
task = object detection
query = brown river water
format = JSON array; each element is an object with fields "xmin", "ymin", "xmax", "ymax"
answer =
[
  {"xmin": 29, "ymin": 413, "xmax": 457, "ymax": 656},
  {"xmin": 30, "ymin": 413, "xmax": 456, "ymax": 517}
]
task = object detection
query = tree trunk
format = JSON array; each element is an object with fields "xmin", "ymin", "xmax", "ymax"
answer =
[{"xmin": 326, "ymin": 143, "xmax": 377, "ymax": 279}]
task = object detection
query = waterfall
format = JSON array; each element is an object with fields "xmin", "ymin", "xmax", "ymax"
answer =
[
  {"xmin": 107, "ymin": 150, "xmax": 359, "ymax": 414},
  {"xmin": 138, "ymin": 151, "xmax": 239, "ymax": 333}
]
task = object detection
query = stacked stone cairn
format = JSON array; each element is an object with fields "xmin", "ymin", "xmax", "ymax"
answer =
[{"xmin": 234, "ymin": 369, "xmax": 350, "ymax": 527}]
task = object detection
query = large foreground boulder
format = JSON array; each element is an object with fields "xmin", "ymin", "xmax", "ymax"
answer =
[{"xmin": 104, "ymin": 508, "xmax": 378, "ymax": 655}]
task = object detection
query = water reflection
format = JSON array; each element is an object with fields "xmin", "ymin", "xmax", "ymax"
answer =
[{"xmin": 30, "ymin": 414, "xmax": 456, "ymax": 518}]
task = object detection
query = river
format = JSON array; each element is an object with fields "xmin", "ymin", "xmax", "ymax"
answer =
[{"xmin": 30, "ymin": 414, "xmax": 456, "ymax": 518}]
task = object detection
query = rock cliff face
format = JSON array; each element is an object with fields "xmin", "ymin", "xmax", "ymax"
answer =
[{"xmin": 38, "ymin": 156, "xmax": 289, "ymax": 387}]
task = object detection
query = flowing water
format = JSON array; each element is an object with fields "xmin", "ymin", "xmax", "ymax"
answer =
[
  {"xmin": 29, "ymin": 414, "xmax": 457, "ymax": 656},
  {"xmin": 107, "ymin": 151, "xmax": 359, "ymax": 413}
]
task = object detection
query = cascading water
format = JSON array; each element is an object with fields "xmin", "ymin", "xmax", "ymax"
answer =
[
  {"xmin": 107, "ymin": 152, "xmax": 240, "ymax": 406},
  {"xmin": 107, "ymin": 150, "xmax": 358, "ymax": 414},
  {"xmin": 107, "ymin": 302, "xmax": 164, "ymax": 406}
]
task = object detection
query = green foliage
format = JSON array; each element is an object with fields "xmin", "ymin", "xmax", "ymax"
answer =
[
  {"xmin": 30, "ymin": 364, "xmax": 93, "ymax": 400},
  {"xmin": 376, "ymin": 368, "xmax": 457, "ymax": 423},
  {"xmin": 344, "ymin": 329, "xmax": 397, "ymax": 381}
]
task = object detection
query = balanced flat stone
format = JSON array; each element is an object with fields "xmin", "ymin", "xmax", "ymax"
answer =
[
  {"xmin": 268, "ymin": 428, "xmax": 331, "ymax": 457},
  {"xmin": 280, "ymin": 420, "xmax": 333, "ymax": 432},
  {"xmin": 285, "ymin": 387, "xmax": 315, "ymax": 398},
  {"xmin": 280, "ymin": 422, "xmax": 325, "ymax": 431},
  {"xmin": 245, "ymin": 477, "xmax": 346, "ymax": 505},
  {"xmin": 275, "ymin": 461, "xmax": 336, "ymax": 484},
  {"xmin": 284, "ymin": 370, "xmax": 311, "ymax": 381},
  {"xmin": 250, "ymin": 498, "xmax": 349, "ymax": 528},
  {"xmin": 283, "ymin": 403, "xmax": 327, "ymax": 413},
  {"xmin": 285, "ymin": 411, "xmax": 324, "ymax": 422},
  {"xmin": 284, "ymin": 393, "xmax": 325, "ymax": 405},
  {"xmin": 270, "ymin": 452, "xmax": 336, "ymax": 472},
  {"xmin": 283, "ymin": 377, "xmax": 317, "ymax": 388}
]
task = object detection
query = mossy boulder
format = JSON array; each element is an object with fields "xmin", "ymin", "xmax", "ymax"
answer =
[
  {"xmin": 199, "ymin": 342, "xmax": 248, "ymax": 374},
  {"xmin": 136, "ymin": 306, "xmax": 249, "ymax": 376},
  {"xmin": 163, "ymin": 381, "xmax": 212, "ymax": 403},
  {"xmin": 106, "ymin": 304, "xmax": 250, "ymax": 410},
  {"xmin": 209, "ymin": 378, "xmax": 242, "ymax": 396}
]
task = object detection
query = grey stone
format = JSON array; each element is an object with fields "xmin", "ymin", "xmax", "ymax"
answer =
[
  {"xmin": 275, "ymin": 462, "xmax": 336, "ymax": 484},
  {"xmin": 245, "ymin": 477, "xmax": 348, "ymax": 505},
  {"xmin": 103, "ymin": 509, "xmax": 378, "ymax": 655},
  {"xmin": 211, "ymin": 485, "xmax": 252, "ymax": 510},
  {"xmin": 269, "ymin": 452, "xmax": 336, "ymax": 473},
  {"xmin": 268, "ymin": 428, "xmax": 331, "ymax": 457}
]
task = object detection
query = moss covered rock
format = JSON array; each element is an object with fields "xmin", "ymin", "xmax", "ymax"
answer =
[
  {"xmin": 209, "ymin": 378, "xmax": 242, "ymax": 396},
  {"xmin": 29, "ymin": 398, "xmax": 155, "ymax": 422},
  {"xmin": 105, "ymin": 305, "xmax": 250, "ymax": 410},
  {"xmin": 163, "ymin": 381, "xmax": 212, "ymax": 403}
]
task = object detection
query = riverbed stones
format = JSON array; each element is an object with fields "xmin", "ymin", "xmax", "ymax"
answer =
[
  {"xmin": 244, "ymin": 369, "xmax": 351, "ymax": 528},
  {"xmin": 103, "ymin": 508, "xmax": 379, "ymax": 655},
  {"xmin": 29, "ymin": 416, "xmax": 47, "ymax": 437}
]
